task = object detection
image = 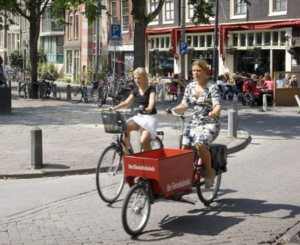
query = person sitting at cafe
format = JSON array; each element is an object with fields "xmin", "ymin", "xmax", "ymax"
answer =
[
  {"xmin": 169, "ymin": 74, "xmax": 184, "ymax": 100},
  {"xmin": 286, "ymin": 74, "xmax": 298, "ymax": 88}
]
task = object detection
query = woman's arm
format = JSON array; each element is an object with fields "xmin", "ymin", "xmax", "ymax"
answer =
[
  {"xmin": 145, "ymin": 92, "xmax": 156, "ymax": 114},
  {"xmin": 208, "ymin": 104, "xmax": 222, "ymax": 119},
  {"xmin": 170, "ymin": 103, "xmax": 189, "ymax": 114},
  {"xmin": 113, "ymin": 94, "xmax": 135, "ymax": 110}
]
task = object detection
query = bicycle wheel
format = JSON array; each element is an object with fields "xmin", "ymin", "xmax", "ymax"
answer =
[
  {"xmin": 69, "ymin": 86, "xmax": 83, "ymax": 104},
  {"xmin": 148, "ymin": 136, "xmax": 164, "ymax": 150},
  {"xmin": 55, "ymin": 89, "xmax": 61, "ymax": 100},
  {"xmin": 197, "ymin": 168, "xmax": 222, "ymax": 205},
  {"xmin": 19, "ymin": 85, "xmax": 27, "ymax": 99},
  {"xmin": 122, "ymin": 185, "xmax": 151, "ymax": 236},
  {"xmin": 98, "ymin": 87, "xmax": 107, "ymax": 107},
  {"xmin": 91, "ymin": 88, "xmax": 99, "ymax": 104},
  {"xmin": 96, "ymin": 145, "xmax": 125, "ymax": 203}
]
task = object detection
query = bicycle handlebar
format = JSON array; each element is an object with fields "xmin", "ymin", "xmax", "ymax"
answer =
[{"xmin": 165, "ymin": 108, "xmax": 209, "ymax": 118}]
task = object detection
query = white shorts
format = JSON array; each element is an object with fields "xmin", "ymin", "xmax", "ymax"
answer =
[{"xmin": 127, "ymin": 113, "xmax": 158, "ymax": 139}]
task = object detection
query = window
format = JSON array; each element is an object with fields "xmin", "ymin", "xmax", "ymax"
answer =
[
  {"xmin": 74, "ymin": 12, "xmax": 79, "ymax": 39},
  {"xmin": 111, "ymin": 1, "xmax": 117, "ymax": 24},
  {"xmin": 165, "ymin": 0, "xmax": 174, "ymax": 21},
  {"xmin": 122, "ymin": 0, "xmax": 129, "ymax": 32},
  {"xmin": 235, "ymin": 0, "xmax": 246, "ymax": 15},
  {"xmin": 188, "ymin": 4, "xmax": 194, "ymax": 19},
  {"xmin": 67, "ymin": 50, "xmax": 72, "ymax": 74},
  {"xmin": 68, "ymin": 13, "xmax": 73, "ymax": 40},
  {"xmin": 208, "ymin": 0, "xmax": 215, "ymax": 14},
  {"xmin": 150, "ymin": 0, "xmax": 159, "ymax": 21},
  {"xmin": 74, "ymin": 50, "xmax": 80, "ymax": 79},
  {"xmin": 273, "ymin": 0, "xmax": 287, "ymax": 11}
]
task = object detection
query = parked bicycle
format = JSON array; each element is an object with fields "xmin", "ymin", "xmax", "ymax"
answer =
[
  {"xmin": 96, "ymin": 107, "xmax": 164, "ymax": 203},
  {"xmin": 36, "ymin": 73, "xmax": 61, "ymax": 99},
  {"xmin": 120, "ymin": 109, "xmax": 227, "ymax": 236},
  {"xmin": 68, "ymin": 77, "xmax": 100, "ymax": 104}
]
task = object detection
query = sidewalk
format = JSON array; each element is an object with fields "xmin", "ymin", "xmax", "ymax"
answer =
[{"xmin": 0, "ymin": 82, "xmax": 252, "ymax": 179}]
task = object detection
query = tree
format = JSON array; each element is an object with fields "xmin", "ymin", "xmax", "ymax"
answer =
[
  {"xmin": 0, "ymin": 0, "xmax": 106, "ymax": 98},
  {"xmin": 8, "ymin": 50, "xmax": 23, "ymax": 67},
  {"xmin": 131, "ymin": 0, "xmax": 165, "ymax": 68}
]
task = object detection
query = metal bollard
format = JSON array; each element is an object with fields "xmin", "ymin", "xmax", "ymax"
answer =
[
  {"xmin": 228, "ymin": 109, "xmax": 238, "ymax": 137},
  {"xmin": 83, "ymin": 86, "xmax": 88, "ymax": 102},
  {"xmin": 17, "ymin": 81, "xmax": 22, "ymax": 92},
  {"xmin": 8, "ymin": 80, "xmax": 11, "ymax": 87},
  {"xmin": 232, "ymin": 94, "xmax": 238, "ymax": 112},
  {"xmin": 31, "ymin": 127, "xmax": 43, "ymax": 169},
  {"xmin": 66, "ymin": 84, "xmax": 71, "ymax": 100},
  {"xmin": 262, "ymin": 94, "xmax": 267, "ymax": 111}
]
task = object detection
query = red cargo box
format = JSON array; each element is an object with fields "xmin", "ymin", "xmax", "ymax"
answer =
[{"xmin": 123, "ymin": 148, "xmax": 195, "ymax": 197}]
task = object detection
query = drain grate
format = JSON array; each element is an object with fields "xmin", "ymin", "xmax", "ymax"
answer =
[{"xmin": 290, "ymin": 232, "xmax": 300, "ymax": 244}]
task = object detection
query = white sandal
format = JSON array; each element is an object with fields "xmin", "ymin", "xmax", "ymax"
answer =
[{"xmin": 205, "ymin": 168, "xmax": 216, "ymax": 189}]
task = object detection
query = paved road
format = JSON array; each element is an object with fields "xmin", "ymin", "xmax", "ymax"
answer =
[{"xmin": 0, "ymin": 83, "xmax": 249, "ymax": 178}]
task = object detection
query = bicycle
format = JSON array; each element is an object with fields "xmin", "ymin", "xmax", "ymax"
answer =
[
  {"xmin": 37, "ymin": 77, "xmax": 61, "ymax": 100},
  {"xmin": 68, "ymin": 79, "xmax": 100, "ymax": 104},
  {"xmin": 96, "ymin": 107, "xmax": 164, "ymax": 204},
  {"xmin": 120, "ymin": 109, "xmax": 227, "ymax": 236}
]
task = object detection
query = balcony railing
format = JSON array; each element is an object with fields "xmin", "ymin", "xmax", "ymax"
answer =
[
  {"xmin": 42, "ymin": 20, "xmax": 64, "ymax": 32},
  {"xmin": 46, "ymin": 54, "xmax": 64, "ymax": 64}
]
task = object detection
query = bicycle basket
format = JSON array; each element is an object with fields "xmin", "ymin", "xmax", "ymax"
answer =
[{"xmin": 101, "ymin": 111, "xmax": 132, "ymax": 134}]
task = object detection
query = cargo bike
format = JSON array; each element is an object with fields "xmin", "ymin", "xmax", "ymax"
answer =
[{"xmin": 121, "ymin": 109, "xmax": 228, "ymax": 236}]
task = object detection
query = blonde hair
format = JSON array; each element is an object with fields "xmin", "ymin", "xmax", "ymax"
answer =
[
  {"xmin": 133, "ymin": 67, "xmax": 148, "ymax": 81},
  {"xmin": 191, "ymin": 59, "xmax": 208, "ymax": 72}
]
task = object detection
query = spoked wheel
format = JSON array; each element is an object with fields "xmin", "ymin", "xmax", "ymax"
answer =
[
  {"xmin": 53, "ymin": 85, "xmax": 61, "ymax": 100},
  {"xmin": 149, "ymin": 137, "xmax": 163, "ymax": 150},
  {"xmin": 197, "ymin": 168, "xmax": 222, "ymax": 205},
  {"xmin": 19, "ymin": 85, "xmax": 27, "ymax": 99},
  {"xmin": 122, "ymin": 185, "xmax": 151, "ymax": 236},
  {"xmin": 98, "ymin": 87, "xmax": 107, "ymax": 107},
  {"xmin": 55, "ymin": 89, "xmax": 61, "ymax": 100},
  {"xmin": 91, "ymin": 88, "xmax": 99, "ymax": 104},
  {"xmin": 96, "ymin": 145, "xmax": 124, "ymax": 203},
  {"xmin": 69, "ymin": 86, "xmax": 83, "ymax": 104}
]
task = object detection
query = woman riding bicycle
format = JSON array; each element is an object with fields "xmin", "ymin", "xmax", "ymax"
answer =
[
  {"xmin": 166, "ymin": 59, "xmax": 222, "ymax": 189},
  {"xmin": 110, "ymin": 67, "xmax": 157, "ymax": 152}
]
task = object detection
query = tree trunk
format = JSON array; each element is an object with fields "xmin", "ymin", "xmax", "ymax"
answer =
[
  {"xmin": 133, "ymin": 20, "xmax": 147, "ymax": 69},
  {"xmin": 28, "ymin": 10, "xmax": 41, "ymax": 99}
]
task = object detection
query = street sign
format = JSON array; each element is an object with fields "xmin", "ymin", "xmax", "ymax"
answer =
[
  {"xmin": 179, "ymin": 42, "xmax": 188, "ymax": 55},
  {"xmin": 109, "ymin": 40, "xmax": 122, "ymax": 46},
  {"xmin": 110, "ymin": 24, "xmax": 121, "ymax": 41}
]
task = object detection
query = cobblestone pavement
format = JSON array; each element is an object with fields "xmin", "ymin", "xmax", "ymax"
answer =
[
  {"xmin": 0, "ymin": 84, "xmax": 250, "ymax": 178},
  {"xmin": 1, "ymin": 83, "xmax": 300, "ymax": 244}
]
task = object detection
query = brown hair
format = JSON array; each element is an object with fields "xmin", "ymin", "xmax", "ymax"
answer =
[{"xmin": 191, "ymin": 59, "xmax": 208, "ymax": 72}]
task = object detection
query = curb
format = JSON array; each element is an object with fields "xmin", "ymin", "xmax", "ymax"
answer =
[{"xmin": 0, "ymin": 130, "xmax": 251, "ymax": 180}]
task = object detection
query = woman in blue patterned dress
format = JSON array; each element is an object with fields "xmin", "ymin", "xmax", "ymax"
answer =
[{"xmin": 167, "ymin": 60, "xmax": 222, "ymax": 189}]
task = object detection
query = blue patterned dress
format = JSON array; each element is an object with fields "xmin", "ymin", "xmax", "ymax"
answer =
[{"xmin": 181, "ymin": 80, "xmax": 221, "ymax": 148}]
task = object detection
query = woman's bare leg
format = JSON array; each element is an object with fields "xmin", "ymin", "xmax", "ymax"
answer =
[
  {"xmin": 195, "ymin": 143, "xmax": 212, "ymax": 179},
  {"xmin": 122, "ymin": 121, "xmax": 140, "ymax": 154},
  {"xmin": 140, "ymin": 130, "xmax": 151, "ymax": 152}
]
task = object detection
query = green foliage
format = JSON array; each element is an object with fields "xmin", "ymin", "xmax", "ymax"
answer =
[
  {"xmin": 38, "ymin": 49, "xmax": 47, "ymax": 64},
  {"xmin": 37, "ymin": 62, "xmax": 59, "ymax": 80},
  {"xmin": 8, "ymin": 50, "xmax": 23, "ymax": 67},
  {"xmin": 62, "ymin": 77, "xmax": 71, "ymax": 83},
  {"xmin": 98, "ymin": 55, "xmax": 111, "ymax": 81}
]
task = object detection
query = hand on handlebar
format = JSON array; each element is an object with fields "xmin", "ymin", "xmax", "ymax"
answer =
[
  {"xmin": 108, "ymin": 107, "xmax": 115, "ymax": 111},
  {"xmin": 165, "ymin": 108, "xmax": 172, "ymax": 115}
]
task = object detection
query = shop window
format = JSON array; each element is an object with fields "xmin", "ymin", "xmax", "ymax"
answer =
[
  {"xmin": 280, "ymin": 31, "xmax": 286, "ymax": 46},
  {"xmin": 151, "ymin": 39, "xmax": 155, "ymax": 49},
  {"xmin": 264, "ymin": 32, "xmax": 271, "ymax": 46},
  {"xmin": 272, "ymin": 32, "xmax": 279, "ymax": 46},
  {"xmin": 207, "ymin": 35, "xmax": 212, "ymax": 48},
  {"xmin": 187, "ymin": 36, "xmax": 192, "ymax": 47},
  {"xmin": 240, "ymin": 33, "xmax": 246, "ymax": 47},
  {"xmin": 256, "ymin": 33, "xmax": 262, "ymax": 46},
  {"xmin": 248, "ymin": 33, "xmax": 254, "ymax": 47},
  {"xmin": 166, "ymin": 37, "xmax": 170, "ymax": 48},
  {"xmin": 161, "ymin": 37, "xmax": 164, "ymax": 48},
  {"xmin": 233, "ymin": 33, "xmax": 238, "ymax": 46},
  {"xmin": 199, "ymin": 36, "xmax": 205, "ymax": 47},
  {"xmin": 155, "ymin": 38, "xmax": 159, "ymax": 48},
  {"xmin": 193, "ymin": 36, "xmax": 198, "ymax": 48}
]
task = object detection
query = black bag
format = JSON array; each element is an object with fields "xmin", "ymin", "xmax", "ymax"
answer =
[{"xmin": 210, "ymin": 144, "xmax": 227, "ymax": 174}]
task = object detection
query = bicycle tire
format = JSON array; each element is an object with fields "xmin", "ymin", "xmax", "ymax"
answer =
[
  {"xmin": 96, "ymin": 145, "xmax": 125, "ymax": 203},
  {"xmin": 55, "ymin": 89, "xmax": 61, "ymax": 100},
  {"xmin": 19, "ymin": 84, "xmax": 27, "ymax": 99},
  {"xmin": 122, "ymin": 185, "xmax": 151, "ymax": 236},
  {"xmin": 69, "ymin": 86, "xmax": 83, "ymax": 104},
  {"xmin": 197, "ymin": 168, "xmax": 222, "ymax": 205},
  {"xmin": 98, "ymin": 87, "xmax": 107, "ymax": 107},
  {"xmin": 148, "ymin": 137, "xmax": 164, "ymax": 150},
  {"xmin": 91, "ymin": 88, "xmax": 99, "ymax": 104}
]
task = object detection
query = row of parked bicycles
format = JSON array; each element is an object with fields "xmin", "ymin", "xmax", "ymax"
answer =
[{"xmin": 68, "ymin": 73, "xmax": 134, "ymax": 106}]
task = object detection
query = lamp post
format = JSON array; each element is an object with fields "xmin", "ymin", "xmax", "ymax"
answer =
[
  {"xmin": 212, "ymin": 0, "xmax": 219, "ymax": 83},
  {"xmin": 180, "ymin": 0, "xmax": 185, "ymax": 79}
]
